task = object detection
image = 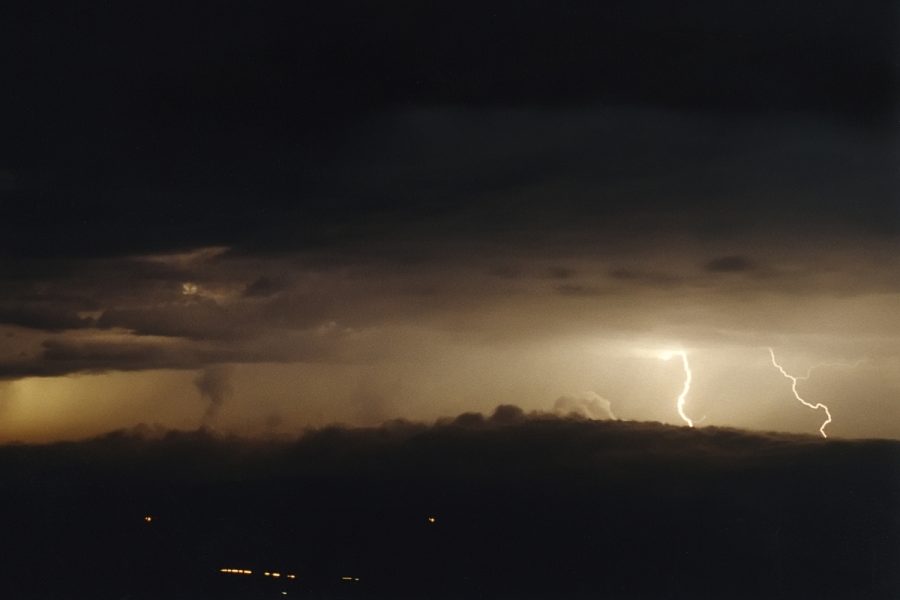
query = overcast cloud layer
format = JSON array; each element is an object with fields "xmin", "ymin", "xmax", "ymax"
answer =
[{"xmin": 1, "ymin": 1, "xmax": 897, "ymax": 440}]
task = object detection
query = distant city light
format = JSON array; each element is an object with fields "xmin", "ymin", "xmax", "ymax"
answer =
[
  {"xmin": 427, "ymin": 515, "xmax": 437, "ymax": 524},
  {"xmin": 143, "ymin": 515, "xmax": 153, "ymax": 523},
  {"xmin": 222, "ymin": 566, "xmax": 299, "ymax": 579},
  {"xmin": 341, "ymin": 576, "xmax": 360, "ymax": 582}
]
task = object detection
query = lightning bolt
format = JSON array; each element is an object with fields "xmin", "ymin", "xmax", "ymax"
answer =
[
  {"xmin": 767, "ymin": 348, "xmax": 832, "ymax": 438},
  {"xmin": 659, "ymin": 350, "xmax": 695, "ymax": 427}
]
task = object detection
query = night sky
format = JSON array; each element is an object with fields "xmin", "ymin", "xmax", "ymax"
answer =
[
  {"xmin": 2, "ymin": 4, "xmax": 900, "ymax": 600},
  {"xmin": 1, "ymin": 1, "xmax": 898, "ymax": 440}
]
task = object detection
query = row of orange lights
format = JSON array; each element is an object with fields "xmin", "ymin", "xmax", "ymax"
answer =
[
  {"xmin": 219, "ymin": 568, "xmax": 297, "ymax": 579},
  {"xmin": 264, "ymin": 571, "xmax": 297, "ymax": 579},
  {"xmin": 220, "ymin": 568, "xmax": 362, "ymax": 583}
]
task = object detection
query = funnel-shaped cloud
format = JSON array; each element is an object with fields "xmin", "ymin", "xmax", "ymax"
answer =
[{"xmin": 193, "ymin": 365, "xmax": 233, "ymax": 423}]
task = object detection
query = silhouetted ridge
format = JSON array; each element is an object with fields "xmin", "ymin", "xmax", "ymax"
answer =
[{"xmin": 0, "ymin": 407, "xmax": 897, "ymax": 599}]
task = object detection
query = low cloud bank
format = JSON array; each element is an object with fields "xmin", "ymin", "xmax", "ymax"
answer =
[{"xmin": 0, "ymin": 408, "xmax": 897, "ymax": 599}]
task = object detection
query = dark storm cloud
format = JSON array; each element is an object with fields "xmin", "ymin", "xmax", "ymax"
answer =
[
  {"xmin": 487, "ymin": 265, "xmax": 522, "ymax": 279},
  {"xmin": 96, "ymin": 301, "xmax": 245, "ymax": 341},
  {"xmin": 5, "ymin": 408, "xmax": 897, "ymax": 490},
  {"xmin": 486, "ymin": 404, "xmax": 527, "ymax": 424},
  {"xmin": 0, "ymin": 325, "xmax": 354, "ymax": 380},
  {"xmin": 0, "ymin": 306, "xmax": 95, "ymax": 331},
  {"xmin": 543, "ymin": 266, "xmax": 575, "ymax": 280},
  {"xmin": 554, "ymin": 283, "xmax": 606, "ymax": 297},
  {"xmin": 1, "ymin": 1, "xmax": 896, "ymax": 259},
  {"xmin": 0, "ymin": 1, "xmax": 897, "ymax": 432},
  {"xmin": 1, "ymin": 6, "xmax": 897, "ymax": 592},
  {"xmin": 242, "ymin": 276, "xmax": 288, "ymax": 298},
  {"xmin": 9, "ymin": 338, "xmax": 208, "ymax": 377},
  {"xmin": 2, "ymin": 225, "xmax": 899, "ymax": 380},
  {"xmin": 705, "ymin": 255, "xmax": 756, "ymax": 273},
  {"xmin": 608, "ymin": 268, "xmax": 683, "ymax": 287}
]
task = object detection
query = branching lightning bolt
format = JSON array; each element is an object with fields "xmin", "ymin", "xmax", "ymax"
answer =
[
  {"xmin": 659, "ymin": 350, "xmax": 695, "ymax": 428},
  {"xmin": 768, "ymin": 348, "xmax": 832, "ymax": 438}
]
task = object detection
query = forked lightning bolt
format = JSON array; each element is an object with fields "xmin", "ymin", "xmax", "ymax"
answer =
[
  {"xmin": 768, "ymin": 348, "xmax": 832, "ymax": 438},
  {"xmin": 659, "ymin": 350, "xmax": 695, "ymax": 427}
]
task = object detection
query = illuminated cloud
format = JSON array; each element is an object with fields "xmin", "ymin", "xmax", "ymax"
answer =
[
  {"xmin": 705, "ymin": 255, "xmax": 755, "ymax": 273},
  {"xmin": 0, "ymin": 49, "xmax": 896, "ymax": 442},
  {"xmin": 553, "ymin": 392, "xmax": 616, "ymax": 420}
]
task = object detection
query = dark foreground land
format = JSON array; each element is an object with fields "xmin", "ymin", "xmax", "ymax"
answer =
[{"xmin": 0, "ymin": 409, "xmax": 898, "ymax": 600}]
